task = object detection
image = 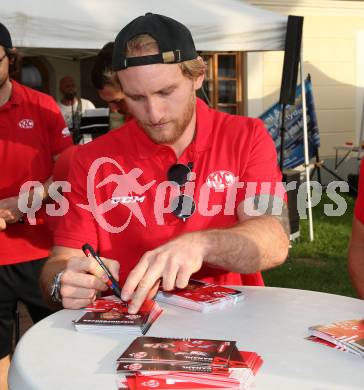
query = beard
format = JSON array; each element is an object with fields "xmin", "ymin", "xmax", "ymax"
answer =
[
  {"xmin": 0, "ymin": 70, "xmax": 9, "ymax": 90},
  {"xmin": 136, "ymin": 88, "xmax": 196, "ymax": 145}
]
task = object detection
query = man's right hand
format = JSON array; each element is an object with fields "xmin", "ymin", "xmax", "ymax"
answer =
[
  {"xmin": 60, "ymin": 255, "xmax": 120, "ymax": 309},
  {"xmin": 40, "ymin": 246, "xmax": 120, "ymax": 309}
]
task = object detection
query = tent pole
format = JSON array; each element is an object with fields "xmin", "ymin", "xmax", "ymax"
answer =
[
  {"xmin": 300, "ymin": 54, "xmax": 314, "ymax": 241},
  {"xmin": 357, "ymin": 95, "xmax": 364, "ymax": 171},
  {"xmin": 279, "ymin": 104, "xmax": 287, "ymax": 171}
]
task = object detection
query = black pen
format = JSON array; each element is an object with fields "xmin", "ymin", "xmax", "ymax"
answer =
[{"xmin": 82, "ymin": 243, "xmax": 122, "ymax": 298}]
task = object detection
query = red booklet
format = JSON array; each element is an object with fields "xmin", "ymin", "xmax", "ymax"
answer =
[
  {"xmin": 306, "ymin": 336, "xmax": 353, "ymax": 354},
  {"xmin": 156, "ymin": 279, "xmax": 245, "ymax": 312},
  {"xmin": 117, "ymin": 352, "xmax": 263, "ymax": 389},
  {"xmin": 123, "ymin": 372, "xmax": 243, "ymax": 389},
  {"xmin": 308, "ymin": 319, "xmax": 364, "ymax": 357},
  {"xmin": 74, "ymin": 296, "xmax": 162, "ymax": 335},
  {"xmin": 117, "ymin": 336, "xmax": 236, "ymax": 367},
  {"xmin": 116, "ymin": 337, "xmax": 263, "ymax": 390},
  {"xmin": 117, "ymin": 361, "xmax": 230, "ymax": 374}
]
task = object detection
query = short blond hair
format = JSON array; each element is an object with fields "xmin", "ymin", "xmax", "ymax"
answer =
[{"xmin": 125, "ymin": 34, "xmax": 205, "ymax": 79}]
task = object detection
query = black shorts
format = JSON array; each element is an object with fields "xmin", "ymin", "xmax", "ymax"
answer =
[{"xmin": 0, "ymin": 258, "xmax": 54, "ymax": 359}]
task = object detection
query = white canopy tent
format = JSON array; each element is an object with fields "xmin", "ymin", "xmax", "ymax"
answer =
[
  {"xmin": 1, "ymin": 0, "xmax": 287, "ymax": 58},
  {"xmin": 1, "ymin": 0, "xmax": 314, "ymax": 241}
]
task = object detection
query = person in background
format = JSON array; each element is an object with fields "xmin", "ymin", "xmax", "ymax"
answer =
[
  {"xmin": 51, "ymin": 43, "xmax": 132, "ymax": 192},
  {"xmin": 91, "ymin": 41, "xmax": 130, "ymax": 128},
  {"xmin": 40, "ymin": 13, "xmax": 289, "ymax": 316},
  {"xmin": 0, "ymin": 22, "xmax": 72, "ymax": 390},
  {"xmin": 52, "ymin": 43, "xmax": 130, "ymax": 190},
  {"xmin": 58, "ymin": 76, "xmax": 95, "ymax": 139},
  {"xmin": 348, "ymin": 159, "xmax": 364, "ymax": 299}
]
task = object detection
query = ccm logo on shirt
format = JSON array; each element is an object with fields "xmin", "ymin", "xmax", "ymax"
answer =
[
  {"xmin": 18, "ymin": 119, "xmax": 34, "ymax": 129},
  {"xmin": 206, "ymin": 170, "xmax": 235, "ymax": 189},
  {"xmin": 111, "ymin": 196, "xmax": 146, "ymax": 204}
]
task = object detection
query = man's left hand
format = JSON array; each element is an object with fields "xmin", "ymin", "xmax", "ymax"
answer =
[
  {"xmin": 0, "ymin": 217, "xmax": 6, "ymax": 231},
  {"xmin": 121, "ymin": 232, "xmax": 206, "ymax": 314},
  {"xmin": 0, "ymin": 196, "xmax": 23, "ymax": 223}
]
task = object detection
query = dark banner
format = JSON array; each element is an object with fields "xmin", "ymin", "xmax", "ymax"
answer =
[{"xmin": 259, "ymin": 77, "xmax": 320, "ymax": 169}]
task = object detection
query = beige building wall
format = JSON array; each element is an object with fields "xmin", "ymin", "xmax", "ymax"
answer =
[{"xmin": 248, "ymin": 0, "xmax": 364, "ymax": 157}]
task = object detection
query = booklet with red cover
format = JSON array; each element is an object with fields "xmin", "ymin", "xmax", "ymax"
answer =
[
  {"xmin": 74, "ymin": 296, "xmax": 162, "ymax": 335},
  {"xmin": 117, "ymin": 336, "xmax": 236, "ymax": 367},
  {"xmin": 117, "ymin": 361, "xmax": 229, "ymax": 374},
  {"xmin": 156, "ymin": 279, "xmax": 245, "ymax": 312},
  {"xmin": 122, "ymin": 371, "xmax": 249, "ymax": 390},
  {"xmin": 305, "ymin": 336, "xmax": 356, "ymax": 354},
  {"xmin": 116, "ymin": 349, "xmax": 263, "ymax": 389},
  {"xmin": 308, "ymin": 319, "xmax": 364, "ymax": 357},
  {"xmin": 116, "ymin": 337, "xmax": 263, "ymax": 390}
]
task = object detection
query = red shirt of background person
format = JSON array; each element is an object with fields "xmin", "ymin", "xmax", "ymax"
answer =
[
  {"xmin": 40, "ymin": 13, "xmax": 289, "ymax": 314},
  {"xmin": 353, "ymin": 161, "xmax": 364, "ymax": 224},
  {"xmin": 0, "ymin": 80, "xmax": 72, "ymax": 263},
  {"xmin": 0, "ymin": 21, "xmax": 72, "ymax": 390},
  {"xmin": 45, "ymin": 144, "xmax": 79, "ymax": 232},
  {"xmin": 349, "ymin": 160, "xmax": 364, "ymax": 298}
]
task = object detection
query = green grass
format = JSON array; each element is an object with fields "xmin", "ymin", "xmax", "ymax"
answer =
[{"xmin": 262, "ymin": 192, "xmax": 358, "ymax": 298}]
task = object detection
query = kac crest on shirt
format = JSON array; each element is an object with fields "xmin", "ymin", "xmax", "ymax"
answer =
[
  {"xmin": 206, "ymin": 170, "xmax": 235, "ymax": 190},
  {"xmin": 18, "ymin": 118, "xmax": 34, "ymax": 129}
]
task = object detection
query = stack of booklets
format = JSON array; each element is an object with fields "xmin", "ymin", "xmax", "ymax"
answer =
[
  {"xmin": 115, "ymin": 336, "xmax": 263, "ymax": 389},
  {"xmin": 307, "ymin": 319, "xmax": 364, "ymax": 357},
  {"xmin": 156, "ymin": 279, "xmax": 245, "ymax": 312},
  {"xmin": 74, "ymin": 296, "xmax": 162, "ymax": 335}
]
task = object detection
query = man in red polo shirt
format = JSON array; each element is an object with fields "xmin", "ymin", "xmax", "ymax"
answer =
[
  {"xmin": 348, "ymin": 160, "xmax": 364, "ymax": 299},
  {"xmin": 41, "ymin": 14, "xmax": 289, "ymax": 315},
  {"xmin": 0, "ymin": 22, "xmax": 72, "ymax": 388}
]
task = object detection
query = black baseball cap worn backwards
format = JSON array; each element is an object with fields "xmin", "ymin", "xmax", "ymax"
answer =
[
  {"xmin": 0, "ymin": 22, "xmax": 12, "ymax": 49},
  {"xmin": 112, "ymin": 13, "xmax": 198, "ymax": 71}
]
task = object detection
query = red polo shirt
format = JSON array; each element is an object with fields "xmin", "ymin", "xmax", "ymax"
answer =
[
  {"xmin": 54, "ymin": 99, "xmax": 284, "ymax": 286},
  {"xmin": 355, "ymin": 159, "xmax": 364, "ymax": 224},
  {"xmin": 0, "ymin": 81, "xmax": 72, "ymax": 265}
]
